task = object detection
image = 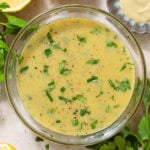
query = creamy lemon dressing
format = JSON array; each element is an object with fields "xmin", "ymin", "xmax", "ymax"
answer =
[
  {"xmin": 17, "ymin": 18, "xmax": 135, "ymax": 135},
  {"xmin": 120, "ymin": 0, "xmax": 150, "ymax": 23}
]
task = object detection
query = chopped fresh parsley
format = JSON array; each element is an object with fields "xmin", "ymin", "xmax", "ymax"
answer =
[
  {"xmin": 20, "ymin": 66, "xmax": 29, "ymax": 73},
  {"xmin": 60, "ymin": 86, "xmax": 66, "ymax": 93},
  {"xmin": 105, "ymin": 105, "xmax": 110, "ymax": 113},
  {"xmin": 108, "ymin": 78, "xmax": 131, "ymax": 92},
  {"xmin": 86, "ymin": 59, "xmax": 100, "ymax": 64},
  {"xmin": 58, "ymin": 96, "xmax": 72, "ymax": 103},
  {"xmin": 56, "ymin": 120, "xmax": 61, "ymax": 123},
  {"xmin": 59, "ymin": 60, "xmax": 71, "ymax": 75},
  {"xmin": 90, "ymin": 27, "xmax": 101, "ymax": 34},
  {"xmin": 45, "ymin": 90, "xmax": 53, "ymax": 102},
  {"xmin": 96, "ymin": 91, "xmax": 104, "ymax": 98},
  {"xmin": 80, "ymin": 107, "xmax": 91, "ymax": 116},
  {"xmin": 87, "ymin": 76, "xmax": 98, "ymax": 83},
  {"xmin": 108, "ymin": 79, "xmax": 119, "ymax": 91},
  {"xmin": 106, "ymin": 40, "xmax": 117, "ymax": 48},
  {"xmin": 48, "ymin": 108, "xmax": 56, "ymax": 114},
  {"xmin": 119, "ymin": 78, "xmax": 131, "ymax": 92},
  {"xmin": 120, "ymin": 63, "xmax": 133, "ymax": 71},
  {"xmin": 72, "ymin": 94, "xmax": 86, "ymax": 102},
  {"xmin": 47, "ymin": 32, "xmax": 61, "ymax": 49},
  {"xmin": 77, "ymin": 35, "xmax": 86, "ymax": 43},
  {"xmin": 43, "ymin": 65, "xmax": 49, "ymax": 74},
  {"xmin": 120, "ymin": 63, "xmax": 127, "ymax": 71},
  {"xmin": 44, "ymin": 48, "xmax": 52, "ymax": 58},
  {"xmin": 47, "ymin": 80, "xmax": 55, "ymax": 92},
  {"xmin": 91, "ymin": 120, "xmax": 98, "ymax": 129},
  {"xmin": 72, "ymin": 119, "xmax": 79, "ymax": 126}
]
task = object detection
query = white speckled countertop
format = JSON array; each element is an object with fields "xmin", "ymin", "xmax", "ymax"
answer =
[{"xmin": 0, "ymin": 0, "xmax": 150, "ymax": 150}]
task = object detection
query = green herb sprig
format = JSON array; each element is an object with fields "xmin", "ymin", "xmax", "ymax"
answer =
[{"xmin": 0, "ymin": 2, "xmax": 27, "ymax": 82}]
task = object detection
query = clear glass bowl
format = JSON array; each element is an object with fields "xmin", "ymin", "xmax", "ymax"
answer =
[
  {"xmin": 107, "ymin": 0, "xmax": 150, "ymax": 33},
  {"xmin": 4, "ymin": 4, "xmax": 146, "ymax": 145}
]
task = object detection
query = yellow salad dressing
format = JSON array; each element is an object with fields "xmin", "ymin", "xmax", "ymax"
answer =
[{"xmin": 16, "ymin": 18, "xmax": 135, "ymax": 135}]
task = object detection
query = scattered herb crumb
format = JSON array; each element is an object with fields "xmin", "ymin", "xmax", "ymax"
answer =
[
  {"xmin": 35, "ymin": 136, "xmax": 44, "ymax": 142},
  {"xmin": 20, "ymin": 66, "xmax": 29, "ymax": 73},
  {"xmin": 87, "ymin": 76, "xmax": 98, "ymax": 83}
]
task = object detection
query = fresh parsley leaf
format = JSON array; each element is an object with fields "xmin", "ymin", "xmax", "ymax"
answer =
[
  {"xmin": 47, "ymin": 32, "xmax": 54, "ymax": 44},
  {"xmin": 0, "ymin": 6, "xmax": 27, "ymax": 83},
  {"xmin": 47, "ymin": 108, "xmax": 56, "ymax": 114},
  {"xmin": 105, "ymin": 105, "xmax": 110, "ymax": 113},
  {"xmin": 45, "ymin": 90, "xmax": 53, "ymax": 102},
  {"xmin": 44, "ymin": 48, "xmax": 52, "ymax": 58},
  {"xmin": 86, "ymin": 59, "xmax": 99, "ymax": 64},
  {"xmin": 91, "ymin": 120, "xmax": 98, "ymax": 129},
  {"xmin": 47, "ymin": 32, "xmax": 61, "ymax": 49},
  {"xmin": 77, "ymin": 35, "xmax": 86, "ymax": 43},
  {"xmin": 120, "ymin": 63, "xmax": 127, "ymax": 71},
  {"xmin": 47, "ymin": 80, "xmax": 55, "ymax": 92},
  {"xmin": 138, "ymin": 115, "xmax": 150, "ymax": 142},
  {"xmin": 72, "ymin": 94, "xmax": 86, "ymax": 102},
  {"xmin": 80, "ymin": 107, "xmax": 90, "ymax": 116},
  {"xmin": 60, "ymin": 87, "xmax": 66, "ymax": 93},
  {"xmin": 119, "ymin": 78, "xmax": 131, "ymax": 92},
  {"xmin": 87, "ymin": 76, "xmax": 98, "ymax": 83},
  {"xmin": 58, "ymin": 96, "xmax": 72, "ymax": 103},
  {"xmin": 143, "ymin": 79, "xmax": 150, "ymax": 107},
  {"xmin": 56, "ymin": 120, "xmax": 61, "ymax": 123},
  {"xmin": 90, "ymin": 27, "xmax": 101, "ymax": 34},
  {"xmin": 106, "ymin": 40, "xmax": 117, "ymax": 48},
  {"xmin": 43, "ymin": 65, "xmax": 49, "ymax": 74},
  {"xmin": 59, "ymin": 60, "xmax": 71, "ymax": 75},
  {"xmin": 72, "ymin": 119, "xmax": 79, "ymax": 126},
  {"xmin": 108, "ymin": 78, "xmax": 131, "ymax": 92},
  {"xmin": 20, "ymin": 66, "xmax": 29, "ymax": 73},
  {"xmin": 5, "ymin": 14, "xmax": 27, "ymax": 28}
]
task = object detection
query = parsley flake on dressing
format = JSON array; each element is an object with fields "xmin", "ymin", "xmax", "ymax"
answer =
[
  {"xmin": 60, "ymin": 87, "xmax": 66, "ymax": 93},
  {"xmin": 86, "ymin": 59, "xmax": 100, "ymax": 64},
  {"xmin": 20, "ymin": 66, "xmax": 29, "ymax": 73},
  {"xmin": 77, "ymin": 35, "xmax": 87, "ymax": 43},
  {"xmin": 90, "ymin": 27, "xmax": 101, "ymax": 34},
  {"xmin": 87, "ymin": 76, "xmax": 98, "ymax": 83},
  {"xmin": 45, "ymin": 90, "xmax": 53, "ymax": 102},
  {"xmin": 45, "ymin": 80, "xmax": 55, "ymax": 102},
  {"xmin": 80, "ymin": 107, "xmax": 91, "ymax": 117},
  {"xmin": 108, "ymin": 78, "xmax": 131, "ymax": 92},
  {"xmin": 47, "ymin": 32, "xmax": 66, "ymax": 51},
  {"xmin": 59, "ymin": 60, "xmax": 71, "ymax": 75},
  {"xmin": 106, "ymin": 40, "xmax": 117, "ymax": 48},
  {"xmin": 44, "ymin": 48, "xmax": 52, "ymax": 58},
  {"xmin": 43, "ymin": 65, "xmax": 49, "ymax": 74},
  {"xmin": 72, "ymin": 94, "xmax": 86, "ymax": 102},
  {"xmin": 91, "ymin": 120, "xmax": 98, "ymax": 129},
  {"xmin": 72, "ymin": 119, "xmax": 79, "ymax": 126}
]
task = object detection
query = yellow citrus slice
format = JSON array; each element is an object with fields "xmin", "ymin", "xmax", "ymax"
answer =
[
  {"xmin": 0, "ymin": 0, "xmax": 31, "ymax": 12},
  {"xmin": 0, "ymin": 143, "xmax": 16, "ymax": 150}
]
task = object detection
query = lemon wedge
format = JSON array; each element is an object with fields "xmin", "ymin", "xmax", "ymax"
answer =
[
  {"xmin": 0, "ymin": 143, "xmax": 16, "ymax": 150},
  {"xmin": 0, "ymin": 0, "xmax": 31, "ymax": 12}
]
